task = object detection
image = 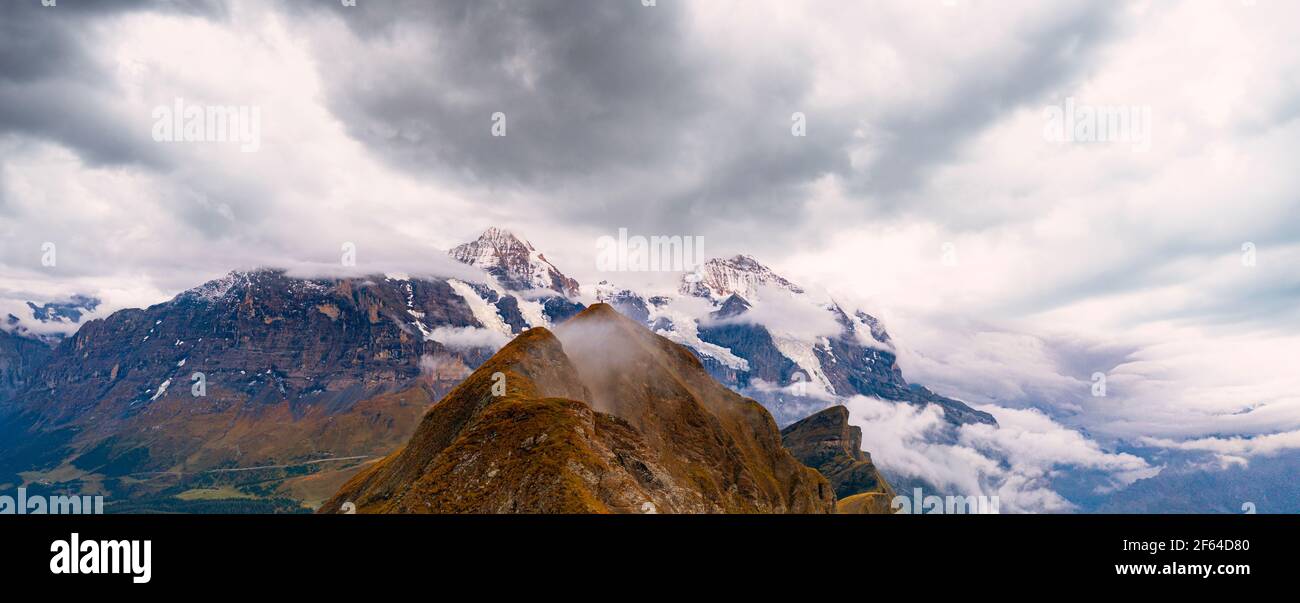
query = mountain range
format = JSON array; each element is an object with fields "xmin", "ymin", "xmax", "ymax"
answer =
[
  {"xmin": 594, "ymin": 253, "xmax": 994, "ymax": 429},
  {"xmin": 0, "ymin": 227, "xmax": 990, "ymax": 512}
]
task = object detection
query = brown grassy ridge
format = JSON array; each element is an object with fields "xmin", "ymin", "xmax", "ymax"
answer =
[{"xmin": 321, "ymin": 305, "xmax": 834, "ymax": 514}]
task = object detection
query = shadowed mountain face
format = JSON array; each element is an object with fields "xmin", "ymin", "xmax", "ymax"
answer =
[
  {"xmin": 0, "ymin": 231, "xmax": 586, "ymax": 503},
  {"xmin": 323, "ymin": 304, "xmax": 835, "ymax": 514},
  {"xmin": 0, "ymin": 270, "xmax": 509, "ymax": 496},
  {"xmin": 0, "ymin": 329, "xmax": 51, "ymax": 405},
  {"xmin": 781, "ymin": 406, "xmax": 895, "ymax": 514}
]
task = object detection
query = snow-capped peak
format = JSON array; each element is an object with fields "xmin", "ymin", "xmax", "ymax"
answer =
[
  {"xmin": 449, "ymin": 228, "xmax": 580, "ymax": 297},
  {"xmin": 679, "ymin": 254, "xmax": 804, "ymax": 302},
  {"xmin": 176, "ymin": 269, "xmax": 332, "ymax": 306},
  {"xmin": 179, "ymin": 271, "xmax": 248, "ymax": 303}
]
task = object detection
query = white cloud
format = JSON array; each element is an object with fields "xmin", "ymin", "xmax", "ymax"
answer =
[
  {"xmin": 703, "ymin": 285, "xmax": 843, "ymax": 341},
  {"xmin": 1142, "ymin": 430, "xmax": 1300, "ymax": 468},
  {"xmin": 425, "ymin": 326, "xmax": 510, "ymax": 351},
  {"xmin": 845, "ymin": 396, "xmax": 1158, "ymax": 513}
]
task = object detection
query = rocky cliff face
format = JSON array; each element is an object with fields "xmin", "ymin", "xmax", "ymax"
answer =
[
  {"xmin": 781, "ymin": 405, "xmax": 895, "ymax": 514},
  {"xmin": 0, "ymin": 330, "xmax": 51, "ymax": 405},
  {"xmin": 0, "ymin": 230, "xmax": 586, "ymax": 502},
  {"xmin": 0, "ymin": 270, "xmax": 508, "ymax": 497},
  {"xmin": 323, "ymin": 304, "xmax": 834, "ymax": 514}
]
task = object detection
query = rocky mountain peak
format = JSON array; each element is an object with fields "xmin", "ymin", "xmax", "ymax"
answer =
[
  {"xmin": 680, "ymin": 254, "xmax": 804, "ymax": 302},
  {"xmin": 179, "ymin": 269, "xmax": 258, "ymax": 302},
  {"xmin": 176, "ymin": 269, "xmax": 331, "ymax": 307},
  {"xmin": 449, "ymin": 228, "xmax": 580, "ymax": 297},
  {"xmin": 479, "ymin": 226, "xmax": 532, "ymax": 250},
  {"xmin": 711, "ymin": 293, "xmax": 753, "ymax": 320},
  {"xmin": 781, "ymin": 406, "xmax": 865, "ymax": 466}
]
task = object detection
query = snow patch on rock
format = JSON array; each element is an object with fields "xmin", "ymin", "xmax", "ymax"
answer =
[{"xmin": 447, "ymin": 279, "xmax": 513, "ymax": 337}]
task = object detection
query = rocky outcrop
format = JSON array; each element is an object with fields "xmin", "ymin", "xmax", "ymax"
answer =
[{"xmin": 781, "ymin": 405, "xmax": 895, "ymax": 514}]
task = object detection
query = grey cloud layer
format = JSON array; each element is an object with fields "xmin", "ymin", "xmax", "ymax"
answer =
[
  {"xmin": 291, "ymin": 1, "xmax": 1125, "ymax": 237},
  {"xmin": 847, "ymin": 4, "xmax": 1121, "ymax": 205},
  {"xmin": 0, "ymin": 0, "xmax": 226, "ymax": 168},
  {"xmin": 291, "ymin": 0, "xmax": 845, "ymax": 233},
  {"xmin": 0, "ymin": 0, "xmax": 1128, "ymax": 263}
]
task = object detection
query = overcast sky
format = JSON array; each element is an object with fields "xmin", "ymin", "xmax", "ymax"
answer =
[{"xmin": 2, "ymin": 0, "xmax": 1298, "ymax": 481}]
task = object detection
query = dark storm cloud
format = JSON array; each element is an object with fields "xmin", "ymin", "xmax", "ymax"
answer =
[
  {"xmin": 283, "ymin": 1, "xmax": 1125, "ymax": 239},
  {"xmin": 0, "ymin": 0, "xmax": 226, "ymax": 167},
  {"xmin": 0, "ymin": 0, "xmax": 258, "ymax": 259},
  {"xmin": 285, "ymin": 0, "xmax": 856, "ymax": 233},
  {"xmin": 298, "ymin": 0, "xmax": 710, "ymax": 177},
  {"xmin": 1, "ymin": 0, "xmax": 1125, "ymax": 241}
]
